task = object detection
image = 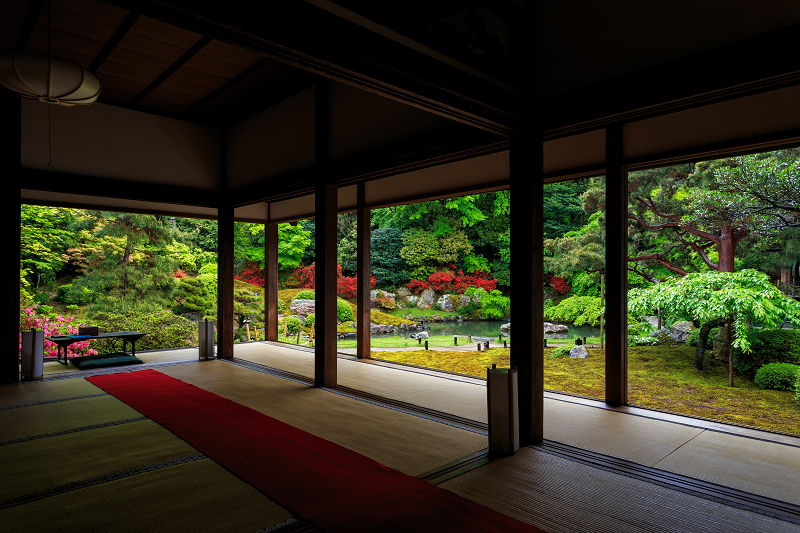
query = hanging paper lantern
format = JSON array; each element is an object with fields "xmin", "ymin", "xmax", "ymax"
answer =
[{"xmin": 0, "ymin": 51, "xmax": 101, "ymax": 106}]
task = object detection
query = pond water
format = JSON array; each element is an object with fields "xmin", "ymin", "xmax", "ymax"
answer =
[{"xmin": 375, "ymin": 320, "xmax": 602, "ymax": 342}]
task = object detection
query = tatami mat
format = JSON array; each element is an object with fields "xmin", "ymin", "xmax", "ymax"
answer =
[
  {"xmin": 543, "ymin": 398, "xmax": 705, "ymax": 466},
  {"xmin": 0, "ymin": 378, "xmax": 101, "ymax": 407},
  {"xmin": 0, "ymin": 395, "xmax": 143, "ymax": 443},
  {"xmin": 0, "ymin": 458, "xmax": 293, "ymax": 533},
  {"xmin": 441, "ymin": 447, "xmax": 798, "ymax": 533},
  {"xmin": 653, "ymin": 430, "xmax": 800, "ymax": 506},
  {"xmin": 0, "ymin": 419, "xmax": 198, "ymax": 501},
  {"xmin": 157, "ymin": 361, "xmax": 488, "ymax": 476}
]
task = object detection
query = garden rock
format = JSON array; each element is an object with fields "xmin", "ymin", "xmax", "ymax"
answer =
[
  {"xmin": 457, "ymin": 295, "xmax": 471, "ymax": 308},
  {"xmin": 415, "ymin": 331, "xmax": 429, "ymax": 340},
  {"xmin": 289, "ymin": 299, "xmax": 315, "ymax": 316},
  {"xmin": 647, "ymin": 327, "xmax": 685, "ymax": 344},
  {"xmin": 370, "ymin": 290, "xmax": 396, "ymax": 308},
  {"xmin": 437, "ymin": 295, "xmax": 455, "ymax": 312},
  {"xmin": 406, "ymin": 295, "xmax": 419, "ymax": 306},
  {"xmin": 569, "ymin": 345, "xmax": 590, "ymax": 359},
  {"xmin": 500, "ymin": 322, "xmax": 510, "ymax": 331},
  {"xmin": 543, "ymin": 322, "xmax": 569, "ymax": 334},
  {"xmin": 713, "ymin": 326, "xmax": 731, "ymax": 361},
  {"xmin": 396, "ymin": 287, "xmax": 411, "ymax": 298},
  {"xmin": 370, "ymin": 324, "xmax": 395, "ymax": 334},
  {"xmin": 671, "ymin": 321, "xmax": 695, "ymax": 341},
  {"xmin": 418, "ymin": 289, "xmax": 435, "ymax": 309}
]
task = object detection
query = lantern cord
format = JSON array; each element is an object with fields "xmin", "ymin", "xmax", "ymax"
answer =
[{"xmin": 47, "ymin": 0, "xmax": 52, "ymax": 166}]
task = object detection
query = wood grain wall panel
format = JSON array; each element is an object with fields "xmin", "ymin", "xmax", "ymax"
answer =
[
  {"xmin": 117, "ymin": 31, "xmax": 186, "ymax": 62},
  {"xmin": 183, "ymin": 54, "xmax": 246, "ymax": 79},
  {"xmin": 97, "ymin": 61, "xmax": 160, "ymax": 85},
  {"xmin": 105, "ymin": 46, "xmax": 172, "ymax": 73},
  {"xmin": 199, "ymin": 40, "xmax": 264, "ymax": 68}
]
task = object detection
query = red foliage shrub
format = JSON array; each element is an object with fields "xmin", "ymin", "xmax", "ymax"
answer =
[
  {"xmin": 285, "ymin": 262, "xmax": 375, "ymax": 298},
  {"xmin": 407, "ymin": 279, "xmax": 430, "ymax": 294},
  {"xmin": 235, "ymin": 261, "xmax": 265, "ymax": 287},
  {"xmin": 407, "ymin": 268, "xmax": 498, "ymax": 295},
  {"xmin": 174, "ymin": 269, "xmax": 186, "ymax": 278},
  {"xmin": 548, "ymin": 276, "xmax": 571, "ymax": 295}
]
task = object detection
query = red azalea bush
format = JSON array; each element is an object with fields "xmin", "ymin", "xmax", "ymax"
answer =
[
  {"xmin": 174, "ymin": 269, "xmax": 186, "ymax": 278},
  {"xmin": 235, "ymin": 261, "xmax": 265, "ymax": 287},
  {"xmin": 407, "ymin": 267, "xmax": 497, "ymax": 295},
  {"xmin": 19, "ymin": 306, "xmax": 98, "ymax": 359},
  {"xmin": 284, "ymin": 262, "xmax": 375, "ymax": 298}
]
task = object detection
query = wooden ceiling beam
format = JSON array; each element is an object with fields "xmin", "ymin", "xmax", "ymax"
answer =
[
  {"xmin": 15, "ymin": 0, "xmax": 46, "ymax": 51},
  {"xmin": 129, "ymin": 35, "xmax": 212, "ymax": 105},
  {"xmin": 180, "ymin": 56, "xmax": 271, "ymax": 117},
  {"xmin": 89, "ymin": 11, "xmax": 140, "ymax": 73}
]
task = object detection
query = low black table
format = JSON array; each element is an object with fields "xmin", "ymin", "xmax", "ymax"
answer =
[{"xmin": 46, "ymin": 332, "xmax": 146, "ymax": 365}]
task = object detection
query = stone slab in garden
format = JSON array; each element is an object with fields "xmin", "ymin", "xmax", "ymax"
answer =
[{"xmin": 289, "ymin": 300, "xmax": 315, "ymax": 316}]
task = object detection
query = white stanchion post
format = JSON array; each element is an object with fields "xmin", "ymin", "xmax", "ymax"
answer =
[{"xmin": 21, "ymin": 328, "xmax": 44, "ymax": 381}]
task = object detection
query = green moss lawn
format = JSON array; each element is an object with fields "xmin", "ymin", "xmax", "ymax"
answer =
[{"xmin": 371, "ymin": 345, "xmax": 800, "ymax": 435}]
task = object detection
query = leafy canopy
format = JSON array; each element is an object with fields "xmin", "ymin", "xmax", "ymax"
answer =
[{"xmin": 629, "ymin": 269, "xmax": 800, "ymax": 352}]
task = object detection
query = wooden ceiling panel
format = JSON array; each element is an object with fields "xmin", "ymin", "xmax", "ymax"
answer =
[
  {"xmin": 116, "ymin": 31, "xmax": 187, "ymax": 63},
  {"xmin": 197, "ymin": 40, "xmax": 264, "ymax": 69},
  {"xmin": 25, "ymin": 41, "xmax": 93, "ymax": 69},
  {"xmin": 100, "ymin": 74, "xmax": 148, "ymax": 95},
  {"xmin": 158, "ymin": 76, "xmax": 217, "ymax": 99},
  {"xmin": 0, "ymin": 14, "xmax": 23, "ymax": 48},
  {"xmin": 0, "ymin": 31, "xmax": 17, "ymax": 53},
  {"xmin": 35, "ymin": 8, "xmax": 117, "ymax": 44},
  {"xmin": 147, "ymin": 86, "xmax": 201, "ymax": 107},
  {"xmin": 170, "ymin": 66, "xmax": 229, "ymax": 91},
  {"xmin": 130, "ymin": 16, "xmax": 202, "ymax": 49},
  {"xmin": 28, "ymin": 26, "xmax": 105, "ymax": 57},
  {"xmin": 53, "ymin": 0, "xmax": 129, "ymax": 27},
  {"xmin": 96, "ymin": 60, "xmax": 160, "ymax": 86},
  {"xmin": 104, "ymin": 47, "xmax": 171, "ymax": 75},
  {"xmin": 182, "ymin": 53, "xmax": 246, "ymax": 79}
]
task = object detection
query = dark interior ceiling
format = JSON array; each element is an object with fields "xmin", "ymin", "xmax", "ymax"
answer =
[
  {"xmin": 2, "ymin": 1, "xmax": 800, "ymax": 137},
  {"xmin": 0, "ymin": 0, "xmax": 317, "ymax": 127}
]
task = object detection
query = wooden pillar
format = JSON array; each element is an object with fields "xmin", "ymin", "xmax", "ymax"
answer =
[
  {"xmin": 217, "ymin": 205, "xmax": 235, "ymax": 359},
  {"xmin": 356, "ymin": 182, "xmax": 371, "ymax": 359},
  {"xmin": 265, "ymin": 219, "xmax": 279, "ymax": 341},
  {"xmin": 0, "ymin": 92, "xmax": 21, "ymax": 385},
  {"xmin": 314, "ymin": 79, "xmax": 337, "ymax": 387},
  {"xmin": 509, "ymin": 132, "xmax": 544, "ymax": 445},
  {"xmin": 605, "ymin": 124, "xmax": 628, "ymax": 406}
]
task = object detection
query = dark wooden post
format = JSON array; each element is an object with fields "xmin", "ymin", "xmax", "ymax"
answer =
[
  {"xmin": 605, "ymin": 124, "xmax": 628, "ymax": 406},
  {"xmin": 266, "ymin": 219, "xmax": 279, "ymax": 341},
  {"xmin": 509, "ymin": 132, "xmax": 544, "ymax": 445},
  {"xmin": 217, "ymin": 205, "xmax": 235, "ymax": 360},
  {"xmin": 356, "ymin": 182, "xmax": 371, "ymax": 359},
  {"xmin": 314, "ymin": 80, "xmax": 337, "ymax": 387},
  {"xmin": 0, "ymin": 92, "xmax": 21, "ymax": 384}
]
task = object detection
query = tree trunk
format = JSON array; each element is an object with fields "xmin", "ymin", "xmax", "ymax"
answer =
[
  {"xmin": 693, "ymin": 317, "xmax": 729, "ymax": 370},
  {"xmin": 716, "ymin": 224, "xmax": 737, "ymax": 273},
  {"xmin": 600, "ymin": 272, "xmax": 605, "ymax": 349}
]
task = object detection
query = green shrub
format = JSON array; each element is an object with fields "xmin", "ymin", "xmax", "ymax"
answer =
[
  {"xmin": 278, "ymin": 298, "xmax": 286, "ymax": 314},
  {"xmin": 58, "ymin": 284, "xmax": 95, "ymax": 305},
  {"xmin": 733, "ymin": 329, "xmax": 800, "ymax": 377},
  {"xmin": 92, "ymin": 310, "xmax": 197, "ymax": 352},
  {"xmin": 337, "ymin": 299, "xmax": 354, "ymax": 322},
  {"xmin": 543, "ymin": 296, "xmax": 602, "ymax": 326},
  {"xmin": 796, "ymin": 373, "xmax": 800, "ymax": 405},
  {"xmin": 754, "ymin": 363, "xmax": 800, "ymax": 391},
  {"xmin": 550, "ymin": 345, "xmax": 572, "ymax": 359},
  {"xmin": 305, "ymin": 313, "xmax": 315, "ymax": 328},
  {"xmin": 280, "ymin": 316, "xmax": 301, "ymax": 334},
  {"xmin": 295, "ymin": 289, "xmax": 316, "ymax": 300}
]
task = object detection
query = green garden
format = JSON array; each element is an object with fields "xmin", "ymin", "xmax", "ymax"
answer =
[{"xmin": 19, "ymin": 149, "xmax": 800, "ymax": 434}]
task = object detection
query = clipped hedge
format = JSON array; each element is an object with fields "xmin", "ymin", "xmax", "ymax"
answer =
[
  {"xmin": 295, "ymin": 289, "xmax": 316, "ymax": 300},
  {"xmin": 337, "ymin": 299, "xmax": 354, "ymax": 322},
  {"xmin": 549, "ymin": 345, "xmax": 572, "ymax": 359},
  {"xmin": 733, "ymin": 329, "xmax": 800, "ymax": 377},
  {"xmin": 91, "ymin": 310, "xmax": 198, "ymax": 352},
  {"xmin": 754, "ymin": 363, "xmax": 800, "ymax": 391}
]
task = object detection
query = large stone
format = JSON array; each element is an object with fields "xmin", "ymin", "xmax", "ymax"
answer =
[
  {"xmin": 713, "ymin": 326, "xmax": 731, "ymax": 361},
  {"xmin": 289, "ymin": 299, "xmax": 315, "ymax": 316},
  {"xmin": 370, "ymin": 323, "xmax": 395, "ymax": 334},
  {"xmin": 569, "ymin": 345, "xmax": 590, "ymax": 359},
  {"xmin": 543, "ymin": 322, "xmax": 569, "ymax": 334},
  {"xmin": 647, "ymin": 324, "xmax": 693, "ymax": 344},
  {"xmin": 396, "ymin": 287, "xmax": 411, "ymax": 298},
  {"xmin": 405, "ymin": 295, "xmax": 419, "ymax": 306},
  {"xmin": 437, "ymin": 294, "xmax": 455, "ymax": 312},
  {"xmin": 370, "ymin": 290, "xmax": 396, "ymax": 308},
  {"xmin": 500, "ymin": 322, "xmax": 510, "ymax": 331},
  {"xmin": 414, "ymin": 331, "xmax": 429, "ymax": 339},
  {"xmin": 457, "ymin": 295, "xmax": 471, "ymax": 308},
  {"xmin": 418, "ymin": 289, "xmax": 435, "ymax": 309}
]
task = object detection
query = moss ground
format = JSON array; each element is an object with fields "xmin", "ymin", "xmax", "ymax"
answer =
[{"xmin": 371, "ymin": 345, "xmax": 800, "ymax": 436}]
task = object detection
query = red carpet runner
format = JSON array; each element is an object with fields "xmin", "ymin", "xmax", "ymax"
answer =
[{"xmin": 87, "ymin": 369, "xmax": 547, "ymax": 533}]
